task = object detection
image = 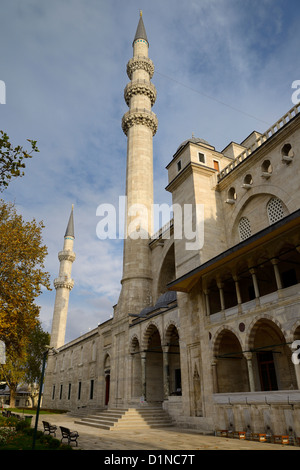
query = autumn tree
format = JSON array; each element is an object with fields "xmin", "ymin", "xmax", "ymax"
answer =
[
  {"xmin": 0, "ymin": 131, "xmax": 39, "ymax": 191},
  {"xmin": 0, "ymin": 321, "xmax": 50, "ymax": 407},
  {"xmin": 0, "ymin": 200, "xmax": 51, "ymax": 357}
]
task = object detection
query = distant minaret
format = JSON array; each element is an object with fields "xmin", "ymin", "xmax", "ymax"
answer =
[
  {"xmin": 50, "ymin": 206, "xmax": 75, "ymax": 349},
  {"xmin": 119, "ymin": 11, "xmax": 158, "ymax": 315}
]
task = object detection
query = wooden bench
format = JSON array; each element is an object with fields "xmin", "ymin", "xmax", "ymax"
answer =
[
  {"xmin": 60, "ymin": 426, "xmax": 79, "ymax": 447},
  {"xmin": 42, "ymin": 421, "xmax": 57, "ymax": 437}
]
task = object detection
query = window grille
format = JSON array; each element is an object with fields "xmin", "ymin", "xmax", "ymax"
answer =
[
  {"xmin": 238, "ymin": 217, "xmax": 251, "ymax": 241},
  {"xmin": 267, "ymin": 197, "xmax": 284, "ymax": 224}
]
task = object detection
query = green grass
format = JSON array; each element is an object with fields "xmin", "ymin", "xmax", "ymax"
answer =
[{"xmin": 4, "ymin": 407, "xmax": 68, "ymax": 416}]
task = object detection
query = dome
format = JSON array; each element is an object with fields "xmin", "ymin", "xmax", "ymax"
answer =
[
  {"xmin": 176, "ymin": 137, "xmax": 211, "ymax": 152},
  {"xmin": 139, "ymin": 306, "xmax": 155, "ymax": 317},
  {"xmin": 154, "ymin": 291, "xmax": 177, "ymax": 309},
  {"xmin": 138, "ymin": 291, "xmax": 177, "ymax": 317}
]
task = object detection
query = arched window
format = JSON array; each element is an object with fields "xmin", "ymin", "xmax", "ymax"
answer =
[
  {"xmin": 238, "ymin": 217, "xmax": 251, "ymax": 241},
  {"xmin": 226, "ymin": 187, "xmax": 237, "ymax": 204},
  {"xmin": 267, "ymin": 197, "xmax": 284, "ymax": 224},
  {"xmin": 243, "ymin": 174, "xmax": 253, "ymax": 185},
  {"xmin": 281, "ymin": 143, "xmax": 294, "ymax": 163},
  {"xmin": 261, "ymin": 160, "xmax": 272, "ymax": 178}
]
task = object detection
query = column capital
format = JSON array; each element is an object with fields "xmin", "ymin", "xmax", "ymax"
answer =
[{"xmin": 243, "ymin": 352, "xmax": 253, "ymax": 361}]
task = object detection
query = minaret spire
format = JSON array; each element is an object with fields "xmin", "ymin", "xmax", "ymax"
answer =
[
  {"xmin": 65, "ymin": 204, "xmax": 75, "ymax": 238},
  {"xmin": 50, "ymin": 206, "xmax": 76, "ymax": 349},
  {"xmin": 133, "ymin": 10, "xmax": 148, "ymax": 46}
]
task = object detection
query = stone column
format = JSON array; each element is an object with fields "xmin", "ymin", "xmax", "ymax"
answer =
[
  {"xmin": 162, "ymin": 346, "xmax": 170, "ymax": 399},
  {"xmin": 211, "ymin": 360, "xmax": 218, "ymax": 393},
  {"xmin": 141, "ymin": 352, "xmax": 147, "ymax": 400},
  {"xmin": 217, "ymin": 282, "xmax": 225, "ymax": 311},
  {"xmin": 233, "ymin": 275, "xmax": 242, "ymax": 313},
  {"xmin": 271, "ymin": 258, "xmax": 282, "ymax": 290},
  {"xmin": 249, "ymin": 268, "xmax": 260, "ymax": 304},
  {"xmin": 203, "ymin": 289, "xmax": 210, "ymax": 316},
  {"xmin": 244, "ymin": 352, "xmax": 255, "ymax": 392}
]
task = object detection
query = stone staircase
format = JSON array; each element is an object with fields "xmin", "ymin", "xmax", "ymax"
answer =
[{"xmin": 74, "ymin": 406, "xmax": 174, "ymax": 431}]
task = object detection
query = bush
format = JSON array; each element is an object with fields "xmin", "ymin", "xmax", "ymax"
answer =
[
  {"xmin": 15, "ymin": 419, "xmax": 31, "ymax": 432},
  {"xmin": 0, "ymin": 415, "xmax": 18, "ymax": 429},
  {"xmin": 0, "ymin": 427, "xmax": 16, "ymax": 446}
]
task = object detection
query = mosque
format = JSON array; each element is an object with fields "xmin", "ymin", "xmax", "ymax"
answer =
[{"xmin": 43, "ymin": 13, "xmax": 300, "ymax": 436}]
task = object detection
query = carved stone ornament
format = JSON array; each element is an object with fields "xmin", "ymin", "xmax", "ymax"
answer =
[
  {"xmin": 127, "ymin": 56, "xmax": 154, "ymax": 80},
  {"xmin": 58, "ymin": 250, "xmax": 76, "ymax": 263},
  {"xmin": 54, "ymin": 276, "xmax": 75, "ymax": 290},
  {"xmin": 122, "ymin": 109, "xmax": 158, "ymax": 136},
  {"xmin": 124, "ymin": 80, "xmax": 157, "ymax": 106}
]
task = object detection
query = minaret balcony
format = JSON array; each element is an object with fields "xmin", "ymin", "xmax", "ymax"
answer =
[
  {"xmin": 122, "ymin": 108, "xmax": 158, "ymax": 136},
  {"xmin": 54, "ymin": 276, "xmax": 74, "ymax": 290},
  {"xmin": 126, "ymin": 56, "xmax": 154, "ymax": 80},
  {"xmin": 58, "ymin": 250, "xmax": 76, "ymax": 263},
  {"xmin": 124, "ymin": 79, "xmax": 157, "ymax": 107}
]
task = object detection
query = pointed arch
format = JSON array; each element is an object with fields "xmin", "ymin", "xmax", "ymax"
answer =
[
  {"xmin": 247, "ymin": 316, "xmax": 296, "ymax": 391},
  {"xmin": 142, "ymin": 323, "xmax": 163, "ymax": 402},
  {"xmin": 213, "ymin": 327, "xmax": 249, "ymax": 393}
]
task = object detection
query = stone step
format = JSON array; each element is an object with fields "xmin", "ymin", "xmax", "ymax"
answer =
[{"xmin": 75, "ymin": 406, "xmax": 173, "ymax": 431}]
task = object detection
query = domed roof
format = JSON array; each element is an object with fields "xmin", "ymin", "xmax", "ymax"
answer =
[
  {"xmin": 154, "ymin": 291, "xmax": 177, "ymax": 309},
  {"xmin": 138, "ymin": 291, "xmax": 177, "ymax": 317},
  {"xmin": 139, "ymin": 306, "xmax": 155, "ymax": 317},
  {"xmin": 176, "ymin": 137, "xmax": 211, "ymax": 152}
]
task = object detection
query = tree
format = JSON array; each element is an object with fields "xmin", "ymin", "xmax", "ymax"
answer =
[
  {"xmin": 0, "ymin": 131, "xmax": 39, "ymax": 191},
  {"xmin": 0, "ymin": 349, "xmax": 27, "ymax": 408},
  {"xmin": 0, "ymin": 200, "xmax": 51, "ymax": 359},
  {"xmin": 25, "ymin": 322, "xmax": 51, "ymax": 406},
  {"xmin": 0, "ymin": 322, "xmax": 50, "ymax": 407}
]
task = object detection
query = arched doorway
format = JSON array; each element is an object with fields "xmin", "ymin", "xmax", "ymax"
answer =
[
  {"xmin": 144, "ymin": 325, "xmax": 163, "ymax": 403},
  {"xmin": 214, "ymin": 329, "xmax": 249, "ymax": 393},
  {"xmin": 104, "ymin": 354, "xmax": 110, "ymax": 406},
  {"xmin": 249, "ymin": 318, "xmax": 296, "ymax": 391},
  {"xmin": 165, "ymin": 324, "xmax": 181, "ymax": 396}
]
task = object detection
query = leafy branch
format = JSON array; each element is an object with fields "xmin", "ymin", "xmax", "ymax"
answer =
[{"xmin": 0, "ymin": 131, "xmax": 39, "ymax": 191}]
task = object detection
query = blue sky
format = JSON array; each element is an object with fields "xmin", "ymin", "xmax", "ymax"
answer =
[{"xmin": 1, "ymin": 0, "xmax": 300, "ymax": 343}]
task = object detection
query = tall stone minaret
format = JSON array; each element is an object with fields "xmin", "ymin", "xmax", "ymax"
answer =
[
  {"xmin": 50, "ymin": 206, "xmax": 75, "ymax": 349},
  {"xmin": 118, "ymin": 11, "xmax": 158, "ymax": 317}
]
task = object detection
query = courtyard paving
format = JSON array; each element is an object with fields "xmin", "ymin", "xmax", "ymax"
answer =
[{"xmin": 36, "ymin": 413, "xmax": 299, "ymax": 451}]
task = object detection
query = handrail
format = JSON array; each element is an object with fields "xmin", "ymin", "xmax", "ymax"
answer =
[{"xmin": 217, "ymin": 103, "xmax": 300, "ymax": 182}]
